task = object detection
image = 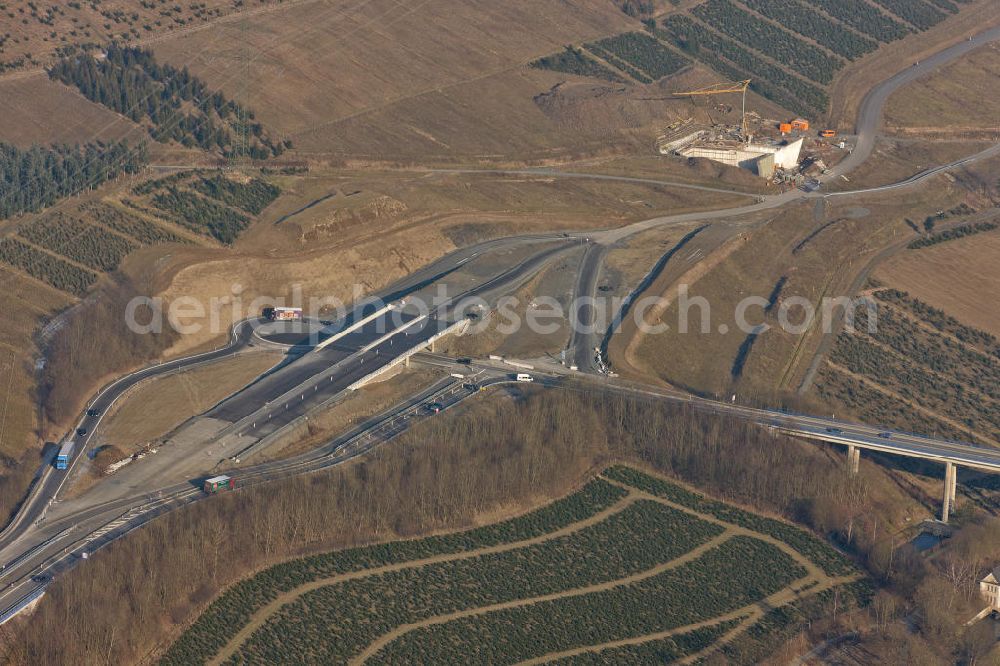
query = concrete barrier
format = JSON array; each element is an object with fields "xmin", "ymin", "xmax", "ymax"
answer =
[
  {"xmin": 348, "ymin": 319, "xmax": 470, "ymax": 390},
  {"xmin": 315, "ymin": 303, "xmax": 397, "ymax": 351}
]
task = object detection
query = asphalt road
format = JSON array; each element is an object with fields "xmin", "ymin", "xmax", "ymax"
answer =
[
  {"xmin": 0, "ymin": 317, "xmax": 262, "ymax": 553},
  {"xmin": 3, "ymin": 24, "xmax": 1000, "ymax": 628}
]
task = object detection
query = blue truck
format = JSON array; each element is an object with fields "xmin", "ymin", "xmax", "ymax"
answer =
[{"xmin": 55, "ymin": 441, "xmax": 75, "ymax": 470}]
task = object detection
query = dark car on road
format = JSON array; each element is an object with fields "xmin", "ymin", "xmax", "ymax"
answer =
[
  {"xmin": 877, "ymin": 432, "xmax": 892, "ymax": 439},
  {"xmin": 425, "ymin": 402, "xmax": 443, "ymax": 414},
  {"xmin": 456, "ymin": 358, "xmax": 471, "ymax": 365},
  {"xmin": 86, "ymin": 408, "xmax": 100, "ymax": 417},
  {"xmin": 825, "ymin": 427, "xmax": 842, "ymax": 434},
  {"xmin": 76, "ymin": 427, "xmax": 88, "ymax": 437}
]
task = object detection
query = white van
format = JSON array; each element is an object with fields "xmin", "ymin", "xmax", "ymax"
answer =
[{"xmin": 515, "ymin": 373, "xmax": 533, "ymax": 383}]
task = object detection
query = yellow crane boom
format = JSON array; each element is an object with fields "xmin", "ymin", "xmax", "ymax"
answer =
[{"xmin": 672, "ymin": 79, "xmax": 751, "ymax": 140}]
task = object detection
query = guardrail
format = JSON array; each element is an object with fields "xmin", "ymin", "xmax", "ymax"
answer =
[
  {"xmin": 236, "ymin": 319, "xmax": 470, "ymax": 461},
  {"xmin": 0, "ymin": 586, "xmax": 45, "ymax": 626},
  {"xmin": 348, "ymin": 319, "xmax": 469, "ymax": 390}
]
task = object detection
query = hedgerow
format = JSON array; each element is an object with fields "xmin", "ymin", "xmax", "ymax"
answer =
[
  {"xmin": 17, "ymin": 213, "xmax": 137, "ymax": 272},
  {"xmin": 160, "ymin": 480, "xmax": 627, "ymax": 665},
  {"xmin": 190, "ymin": 175, "xmax": 281, "ymax": 215},
  {"xmin": 874, "ymin": 289, "xmax": 998, "ymax": 356},
  {"xmin": 811, "ymin": 0, "xmax": 909, "ymax": 42},
  {"xmin": 742, "ymin": 0, "xmax": 877, "ymax": 60},
  {"xmin": 546, "ymin": 619, "xmax": 740, "ymax": 664},
  {"xmin": 907, "ymin": 221, "xmax": 998, "ymax": 249},
  {"xmin": 870, "ymin": 0, "xmax": 946, "ymax": 30},
  {"xmin": 659, "ymin": 16, "xmax": 828, "ymax": 115},
  {"xmin": 369, "ymin": 536, "xmax": 805, "ymax": 665},
  {"xmin": 0, "ymin": 236, "xmax": 97, "ymax": 296},
  {"xmin": 831, "ymin": 331, "xmax": 1000, "ymax": 438},
  {"xmin": 692, "ymin": 0, "xmax": 842, "ymax": 84},
  {"xmin": 234, "ymin": 499, "xmax": 724, "ymax": 663},
  {"xmin": 584, "ymin": 32, "xmax": 690, "ymax": 81},
  {"xmin": 853, "ymin": 305, "xmax": 1000, "ymax": 400},
  {"xmin": 815, "ymin": 365, "xmax": 971, "ymax": 442},
  {"xmin": 603, "ymin": 467, "xmax": 856, "ymax": 576},
  {"xmin": 530, "ymin": 46, "xmax": 626, "ymax": 82}
]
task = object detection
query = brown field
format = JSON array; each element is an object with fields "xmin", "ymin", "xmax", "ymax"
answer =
[
  {"xmin": 618, "ymin": 175, "xmax": 981, "ymax": 398},
  {"xmin": 884, "ymin": 42, "xmax": 1000, "ymax": 134},
  {"xmin": 0, "ymin": 75, "xmax": 139, "ymax": 146},
  {"xmin": 0, "ymin": 0, "xmax": 283, "ymax": 74},
  {"xmin": 99, "ymin": 351, "xmax": 281, "ymax": 455},
  {"xmin": 148, "ymin": 0, "xmax": 634, "ymax": 163},
  {"xmin": 874, "ymin": 226, "xmax": 1000, "ymax": 338},
  {"xmin": 826, "ymin": 138, "xmax": 990, "ymax": 192}
]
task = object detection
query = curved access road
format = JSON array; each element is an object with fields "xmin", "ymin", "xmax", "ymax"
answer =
[
  {"xmin": 0, "ymin": 317, "xmax": 265, "ymax": 553},
  {"xmin": 2, "ymin": 19, "xmax": 999, "ymax": 628},
  {"xmin": 832, "ymin": 23, "xmax": 1000, "ymax": 180}
]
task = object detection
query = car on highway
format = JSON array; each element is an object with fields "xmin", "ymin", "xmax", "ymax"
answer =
[
  {"xmin": 878, "ymin": 432, "xmax": 892, "ymax": 439},
  {"xmin": 86, "ymin": 408, "xmax": 100, "ymax": 417},
  {"xmin": 456, "ymin": 358, "xmax": 471, "ymax": 365},
  {"xmin": 515, "ymin": 373, "xmax": 533, "ymax": 383},
  {"xmin": 76, "ymin": 427, "xmax": 88, "ymax": 437},
  {"xmin": 30, "ymin": 573, "xmax": 51, "ymax": 583},
  {"xmin": 425, "ymin": 402, "xmax": 443, "ymax": 414},
  {"xmin": 825, "ymin": 427, "xmax": 842, "ymax": 434},
  {"xmin": 463, "ymin": 383, "xmax": 479, "ymax": 391}
]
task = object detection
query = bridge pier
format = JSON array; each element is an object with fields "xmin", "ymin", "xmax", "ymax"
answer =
[
  {"xmin": 429, "ymin": 339, "xmax": 435, "ymax": 352},
  {"xmin": 942, "ymin": 461, "xmax": 957, "ymax": 523},
  {"xmin": 847, "ymin": 445, "xmax": 860, "ymax": 475}
]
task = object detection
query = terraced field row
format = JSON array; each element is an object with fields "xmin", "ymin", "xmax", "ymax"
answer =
[
  {"xmin": 692, "ymin": 0, "xmax": 842, "ymax": 85},
  {"xmin": 602, "ymin": 466, "xmax": 856, "ymax": 576},
  {"xmin": 0, "ymin": 202, "xmax": 192, "ymax": 296},
  {"xmin": 128, "ymin": 172, "xmax": 281, "ymax": 245},
  {"xmin": 584, "ymin": 32, "xmax": 690, "ymax": 83},
  {"xmin": 235, "ymin": 499, "xmax": 730, "ymax": 663},
  {"xmin": 532, "ymin": 31, "xmax": 691, "ymax": 84},
  {"xmin": 815, "ymin": 365, "xmax": 971, "ymax": 443},
  {"xmin": 364, "ymin": 536, "xmax": 803, "ymax": 666},
  {"xmin": 533, "ymin": 0, "xmax": 971, "ymax": 117},
  {"xmin": 160, "ymin": 480, "xmax": 628, "ymax": 665},
  {"xmin": 0, "ymin": 237, "xmax": 96, "ymax": 296},
  {"xmin": 741, "ymin": 0, "xmax": 878, "ymax": 60},
  {"xmin": 165, "ymin": 469, "xmax": 864, "ymax": 665},
  {"xmin": 658, "ymin": 15, "xmax": 828, "ymax": 116},
  {"xmin": 17, "ymin": 213, "xmax": 137, "ymax": 273},
  {"xmin": 873, "ymin": 289, "xmax": 998, "ymax": 356},
  {"xmin": 827, "ymin": 298, "xmax": 1000, "ymax": 441},
  {"xmin": 529, "ymin": 47, "xmax": 625, "ymax": 82}
]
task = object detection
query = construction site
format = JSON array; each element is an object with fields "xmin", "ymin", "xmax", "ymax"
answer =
[{"xmin": 657, "ymin": 79, "xmax": 848, "ymax": 185}]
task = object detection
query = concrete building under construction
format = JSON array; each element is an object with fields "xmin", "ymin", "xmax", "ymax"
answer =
[{"xmin": 679, "ymin": 138, "xmax": 803, "ymax": 179}]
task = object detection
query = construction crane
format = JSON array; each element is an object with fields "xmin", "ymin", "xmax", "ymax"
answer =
[{"xmin": 672, "ymin": 79, "xmax": 752, "ymax": 141}]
